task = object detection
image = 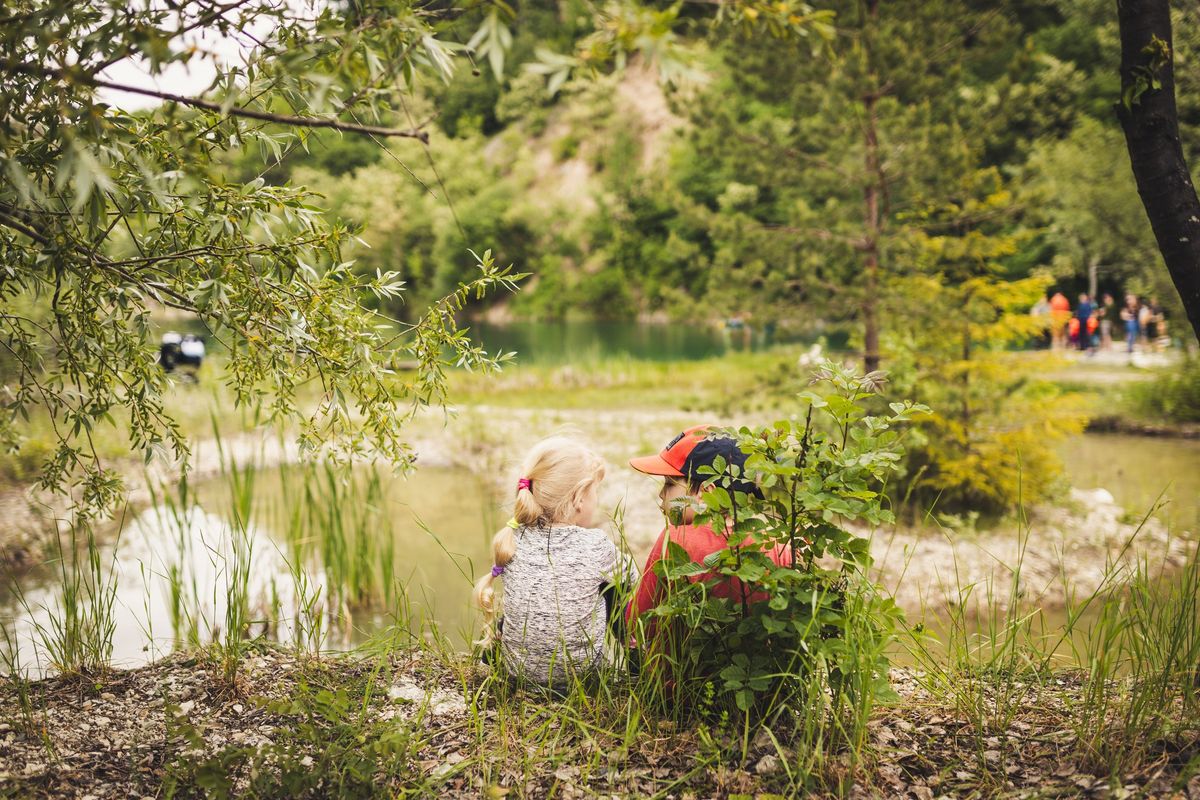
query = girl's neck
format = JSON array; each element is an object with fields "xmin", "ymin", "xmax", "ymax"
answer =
[{"xmin": 531, "ymin": 518, "xmax": 578, "ymax": 530}]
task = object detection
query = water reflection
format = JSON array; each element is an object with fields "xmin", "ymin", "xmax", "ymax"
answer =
[
  {"xmin": 471, "ymin": 320, "xmax": 849, "ymax": 364},
  {"xmin": 1, "ymin": 466, "xmax": 501, "ymax": 676},
  {"xmin": 1057, "ymin": 433, "xmax": 1200, "ymax": 533}
]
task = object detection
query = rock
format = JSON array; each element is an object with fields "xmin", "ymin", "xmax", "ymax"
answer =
[
  {"xmin": 750, "ymin": 727, "xmax": 774, "ymax": 754},
  {"xmin": 387, "ymin": 678, "xmax": 465, "ymax": 717},
  {"xmin": 754, "ymin": 754, "xmax": 780, "ymax": 775},
  {"xmin": 1073, "ymin": 487, "xmax": 1115, "ymax": 506}
]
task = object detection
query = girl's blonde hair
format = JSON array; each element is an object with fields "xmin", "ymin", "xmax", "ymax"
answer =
[{"xmin": 473, "ymin": 436, "xmax": 606, "ymax": 647}]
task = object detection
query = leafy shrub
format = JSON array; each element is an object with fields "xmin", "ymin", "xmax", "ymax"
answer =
[
  {"xmin": 635, "ymin": 362, "xmax": 923, "ymax": 737},
  {"xmin": 884, "ymin": 270, "xmax": 1088, "ymax": 515},
  {"xmin": 495, "ymin": 71, "xmax": 555, "ymax": 135},
  {"xmin": 892, "ymin": 350, "xmax": 1089, "ymax": 515},
  {"xmin": 1126, "ymin": 356, "xmax": 1200, "ymax": 423}
]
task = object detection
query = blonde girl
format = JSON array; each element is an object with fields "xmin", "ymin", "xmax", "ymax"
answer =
[{"xmin": 473, "ymin": 436, "xmax": 635, "ymax": 684}]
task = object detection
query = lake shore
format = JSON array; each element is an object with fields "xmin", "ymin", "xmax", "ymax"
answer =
[{"xmin": 2, "ymin": 403, "xmax": 1194, "ymax": 620}]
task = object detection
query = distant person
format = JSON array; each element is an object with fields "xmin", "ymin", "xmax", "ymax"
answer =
[
  {"xmin": 1049, "ymin": 291, "xmax": 1070, "ymax": 350},
  {"xmin": 1146, "ymin": 298, "xmax": 1163, "ymax": 351},
  {"xmin": 473, "ymin": 437, "xmax": 636, "ymax": 687},
  {"xmin": 1067, "ymin": 316, "xmax": 1081, "ymax": 349},
  {"xmin": 159, "ymin": 331, "xmax": 182, "ymax": 372},
  {"xmin": 1075, "ymin": 293, "xmax": 1094, "ymax": 352},
  {"xmin": 1138, "ymin": 299, "xmax": 1154, "ymax": 349},
  {"xmin": 1121, "ymin": 294, "xmax": 1141, "ymax": 355},
  {"xmin": 1030, "ymin": 295, "xmax": 1052, "ymax": 349},
  {"xmin": 1099, "ymin": 293, "xmax": 1115, "ymax": 350}
]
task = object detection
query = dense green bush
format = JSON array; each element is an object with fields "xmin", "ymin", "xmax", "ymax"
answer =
[
  {"xmin": 1127, "ymin": 357, "xmax": 1200, "ymax": 423},
  {"xmin": 635, "ymin": 362, "xmax": 922, "ymax": 734}
]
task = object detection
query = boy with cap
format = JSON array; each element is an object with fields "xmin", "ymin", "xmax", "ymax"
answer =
[{"xmin": 625, "ymin": 425, "xmax": 794, "ymax": 628}]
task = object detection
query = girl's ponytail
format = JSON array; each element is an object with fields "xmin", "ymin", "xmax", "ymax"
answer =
[
  {"xmin": 473, "ymin": 525, "xmax": 517, "ymax": 647},
  {"xmin": 513, "ymin": 479, "xmax": 544, "ymax": 526}
]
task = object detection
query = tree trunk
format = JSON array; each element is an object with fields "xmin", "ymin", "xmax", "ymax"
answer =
[
  {"xmin": 1088, "ymin": 255, "xmax": 1100, "ymax": 300},
  {"xmin": 861, "ymin": 0, "xmax": 883, "ymax": 373},
  {"xmin": 863, "ymin": 93, "xmax": 882, "ymax": 374},
  {"xmin": 1115, "ymin": 0, "xmax": 1200, "ymax": 344}
]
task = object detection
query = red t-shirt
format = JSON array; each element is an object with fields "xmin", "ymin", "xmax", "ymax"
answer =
[{"xmin": 626, "ymin": 522, "xmax": 794, "ymax": 624}]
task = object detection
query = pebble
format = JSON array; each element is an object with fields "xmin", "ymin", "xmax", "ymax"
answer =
[
  {"xmin": 755, "ymin": 755, "xmax": 780, "ymax": 775},
  {"xmin": 100, "ymin": 692, "xmax": 116, "ymax": 701}
]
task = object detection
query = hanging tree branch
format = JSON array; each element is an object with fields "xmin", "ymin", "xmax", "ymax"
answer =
[{"xmin": 3, "ymin": 63, "xmax": 431, "ymax": 142}]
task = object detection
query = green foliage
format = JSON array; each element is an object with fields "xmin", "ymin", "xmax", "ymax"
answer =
[
  {"xmin": 885, "ymin": 171, "xmax": 1089, "ymax": 514},
  {"xmin": 0, "ymin": 0, "xmax": 520, "ymax": 516},
  {"xmin": 637, "ymin": 362, "xmax": 924, "ymax": 733},
  {"xmin": 1126, "ymin": 356, "xmax": 1200, "ymax": 423},
  {"xmin": 433, "ymin": 73, "xmax": 503, "ymax": 139}
]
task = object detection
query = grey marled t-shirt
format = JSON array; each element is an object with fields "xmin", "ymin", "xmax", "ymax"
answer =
[{"xmin": 499, "ymin": 524, "xmax": 635, "ymax": 684}]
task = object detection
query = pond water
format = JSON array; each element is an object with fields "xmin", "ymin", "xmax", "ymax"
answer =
[
  {"xmin": 0, "ymin": 466, "xmax": 502, "ymax": 676},
  {"xmin": 470, "ymin": 320, "xmax": 849, "ymax": 364},
  {"xmin": 2, "ymin": 434, "xmax": 1196, "ymax": 676},
  {"xmin": 1057, "ymin": 433, "xmax": 1200, "ymax": 534}
]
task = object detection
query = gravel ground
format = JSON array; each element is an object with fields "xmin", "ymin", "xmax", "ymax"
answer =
[{"xmin": 2, "ymin": 646, "xmax": 1198, "ymax": 799}]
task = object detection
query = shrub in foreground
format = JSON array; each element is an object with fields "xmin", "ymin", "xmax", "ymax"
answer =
[{"xmin": 634, "ymin": 362, "xmax": 925, "ymax": 752}]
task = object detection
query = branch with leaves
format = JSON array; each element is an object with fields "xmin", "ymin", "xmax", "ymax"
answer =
[{"xmin": 0, "ymin": 0, "xmax": 518, "ymax": 516}]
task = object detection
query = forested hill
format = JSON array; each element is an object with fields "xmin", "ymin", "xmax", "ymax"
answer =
[{"xmin": 236, "ymin": 0, "xmax": 1198, "ymax": 331}]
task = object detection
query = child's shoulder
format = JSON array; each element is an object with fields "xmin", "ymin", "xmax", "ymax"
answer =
[{"xmin": 569, "ymin": 525, "xmax": 616, "ymax": 549}]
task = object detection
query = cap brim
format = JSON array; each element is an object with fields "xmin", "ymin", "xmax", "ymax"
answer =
[{"xmin": 629, "ymin": 453, "xmax": 684, "ymax": 477}]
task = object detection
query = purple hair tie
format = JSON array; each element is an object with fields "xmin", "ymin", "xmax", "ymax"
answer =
[
  {"xmin": 517, "ymin": 477, "xmax": 533, "ymax": 491},
  {"xmin": 491, "ymin": 565, "xmax": 505, "ymax": 578}
]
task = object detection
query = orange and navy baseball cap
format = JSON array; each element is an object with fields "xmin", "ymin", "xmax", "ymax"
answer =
[
  {"xmin": 628, "ymin": 424, "xmax": 714, "ymax": 478},
  {"xmin": 631, "ymin": 425, "xmax": 763, "ymax": 496}
]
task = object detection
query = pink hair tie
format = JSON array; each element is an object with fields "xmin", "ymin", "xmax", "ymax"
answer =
[{"xmin": 517, "ymin": 477, "xmax": 533, "ymax": 491}]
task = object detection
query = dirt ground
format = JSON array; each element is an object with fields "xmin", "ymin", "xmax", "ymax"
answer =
[{"xmin": 1, "ymin": 647, "xmax": 1197, "ymax": 799}]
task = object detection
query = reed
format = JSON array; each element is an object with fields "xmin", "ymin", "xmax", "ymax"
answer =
[
  {"xmin": 1065, "ymin": 541, "xmax": 1200, "ymax": 776},
  {"xmin": 23, "ymin": 519, "xmax": 121, "ymax": 678}
]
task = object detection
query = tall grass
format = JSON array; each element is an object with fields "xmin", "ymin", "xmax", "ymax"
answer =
[
  {"xmin": 1066, "ymin": 544, "xmax": 1200, "ymax": 776},
  {"xmin": 141, "ymin": 438, "xmax": 429, "ymax": 672},
  {"xmin": 0, "ymin": 619, "xmax": 36, "ymax": 735},
  {"xmin": 903, "ymin": 496, "xmax": 1199, "ymax": 785},
  {"xmin": 23, "ymin": 520, "xmax": 121, "ymax": 677}
]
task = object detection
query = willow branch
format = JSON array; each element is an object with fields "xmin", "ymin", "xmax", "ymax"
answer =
[{"xmin": 5, "ymin": 63, "xmax": 431, "ymax": 142}]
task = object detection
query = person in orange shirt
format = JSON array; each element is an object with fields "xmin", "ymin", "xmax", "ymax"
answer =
[
  {"xmin": 1049, "ymin": 291, "xmax": 1071, "ymax": 350},
  {"xmin": 625, "ymin": 425, "xmax": 793, "ymax": 629}
]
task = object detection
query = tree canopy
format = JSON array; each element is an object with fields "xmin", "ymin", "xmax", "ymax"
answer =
[{"xmin": 0, "ymin": 0, "xmax": 523, "ymax": 513}]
